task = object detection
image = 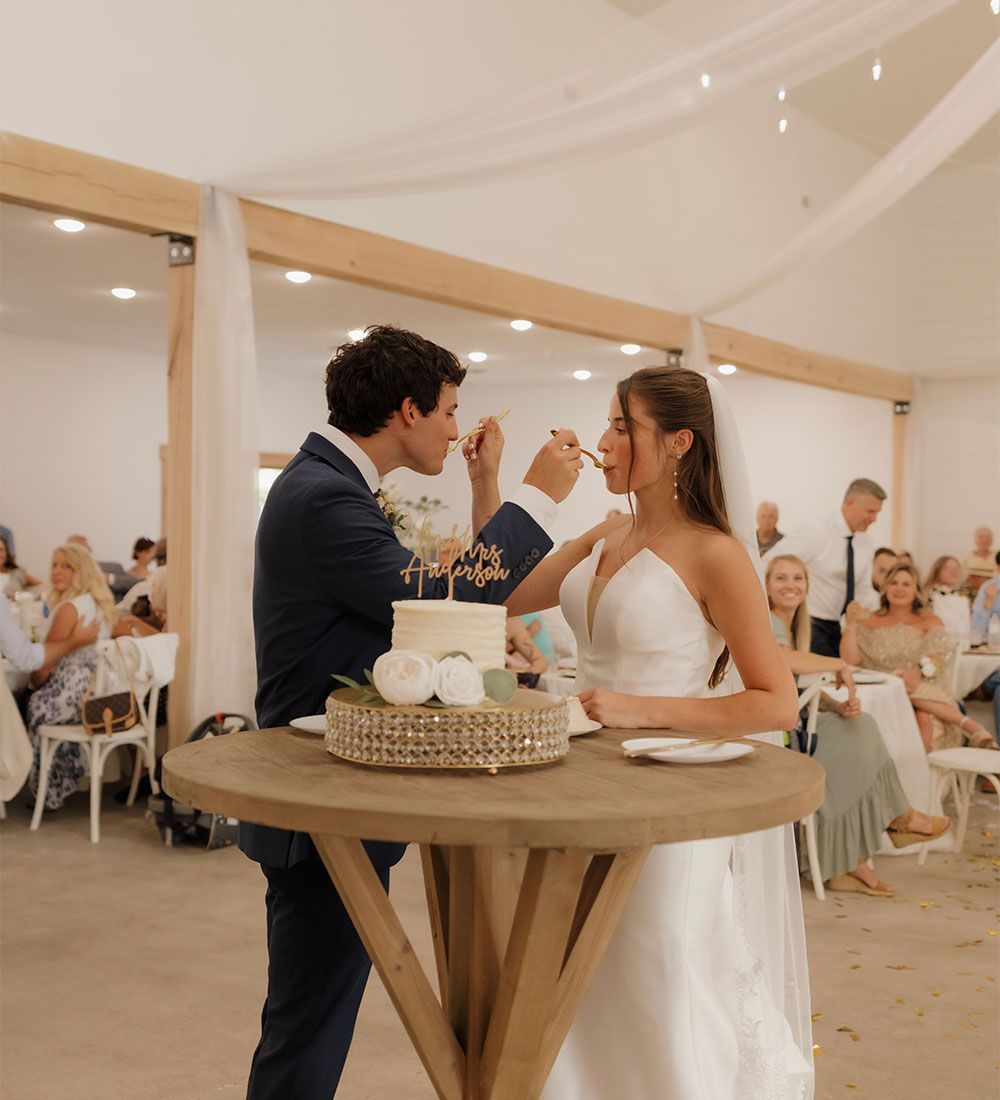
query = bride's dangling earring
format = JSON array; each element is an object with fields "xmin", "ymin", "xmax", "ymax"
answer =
[{"xmin": 673, "ymin": 453, "xmax": 680, "ymax": 501}]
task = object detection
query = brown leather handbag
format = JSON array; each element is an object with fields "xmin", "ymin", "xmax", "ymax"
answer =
[{"xmin": 82, "ymin": 639, "xmax": 139, "ymax": 737}]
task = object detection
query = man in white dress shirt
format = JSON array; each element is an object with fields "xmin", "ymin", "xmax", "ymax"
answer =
[
  {"xmin": 0, "ymin": 597, "xmax": 99, "ymax": 672},
  {"xmin": 763, "ymin": 478, "xmax": 887, "ymax": 657}
]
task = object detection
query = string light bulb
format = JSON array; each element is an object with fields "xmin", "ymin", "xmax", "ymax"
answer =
[{"xmin": 872, "ymin": 56, "xmax": 882, "ymax": 82}]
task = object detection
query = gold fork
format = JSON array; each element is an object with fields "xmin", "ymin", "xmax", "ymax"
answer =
[
  {"xmin": 448, "ymin": 409, "xmax": 510, "ymax": 454},
  {"xmin": 623, "ymin": 734, "xmax": 756, "ymax": 758},
  {"xmin": 549, "ymin": 429, "xmax": 606, "ymax": 469}
]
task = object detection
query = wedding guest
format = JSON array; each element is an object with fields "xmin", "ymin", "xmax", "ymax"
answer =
[
  {"xmin": 871, "ymin": 547, "xmax": 897, "ymax": 597},
  {"xmin": 0, "ymin": 596, "xmax": 99, "ymax": 672},
  {"xmin": 755, "ymin": 500, "xmax": 784, "ymax": 554},
  {"xmin": 520, "ymin": 612, "xmax": 555, "ymax": 661},
  {"xmin": 128, "ymin": 537, "xmax": 156, "ymax": 580},
  {"xmin": 0, "ymin": 535, "xmax": 41, "ymax": 594},
  {"xmin": 763, "ymin": 478, "xmax": 886, "ymax": 657},
  {"xmin": 506, "ymin": 615, "xmax": 548, "ymax": 687},
  {"xmin": 964, "ymin": 526, "xmax": 997, "ymax": 594},
  {"xmin": 27, "ymin": 544, "xmax": 117, "ymax": 810},
  {"xmin": 766, "ymin": 555, "xmax": 949, "ymax": 897},
  {"xmin": 841, "ymin": 563, "xmax": 996, "ymax": 752},
  {"xmin": 970, "ymin": 551, "xmax": 1000, "ymax": 640},
  {"xmin": 66, "ymin": 533, "xmax": 92, "ymax": 553},
  {"xmin": 925, "ymin": 555, "xmax": 971, "ymax": 639},
  {"xmin": 0, "ymin": 523, "xmax": 14, "ymax": 556},
  {"xmin": 896, "ymin": 549, "xmax": 916, "ymax": 569}
]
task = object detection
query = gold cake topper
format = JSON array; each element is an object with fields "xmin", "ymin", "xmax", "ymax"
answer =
[{"xmin": 400, "ymin": 524, "xmax": 510, "ymax": 599}]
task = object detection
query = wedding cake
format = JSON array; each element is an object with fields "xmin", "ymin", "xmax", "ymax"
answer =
[
  {"xmin": 390, "ymin": 599, "xmax": 506, "ymax": 672},
  {"xmin": 325, "ymin": 597, "xmax": 569, "ymax": 771}
]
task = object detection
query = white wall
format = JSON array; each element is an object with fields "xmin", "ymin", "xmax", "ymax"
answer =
[
  {"xmin": 0, "ymin": 332, "xmax": 167, "ymax": 573},
  {"xmin": 1, "ymin": 330, "xmax": 895, "ymax": 575}
]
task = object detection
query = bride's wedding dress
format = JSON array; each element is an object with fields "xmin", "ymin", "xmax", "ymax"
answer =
[{"xmin": 541, "ymin": 539, "xmax": 813, "ymax": 1100}]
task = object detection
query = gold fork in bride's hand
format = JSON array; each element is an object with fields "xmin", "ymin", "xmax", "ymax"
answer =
[
  {"xmin": 448, "ymin": 409, "xmax": 511, "ymax": 454},
  {"xmin": 549, "ymin": 429, "xmax": 605, "ymax": 469}
]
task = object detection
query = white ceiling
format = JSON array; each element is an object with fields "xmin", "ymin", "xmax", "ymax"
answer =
[{"xmin": 0, "ymin": 200, "xmax": 653, "ymax": 387}]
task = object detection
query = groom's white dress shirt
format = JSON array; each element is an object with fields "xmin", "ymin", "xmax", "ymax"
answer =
[
  {"xmin": 763, "ymin": 509, "xmax": 877, "ymax": 619},
  {"xmin": 317, "ymin": 424, "xmax": 558, "ymax": 533}
]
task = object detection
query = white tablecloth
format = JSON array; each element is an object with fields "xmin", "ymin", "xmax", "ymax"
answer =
[
  {"xmin": 537, "ymin": 671, "xmax": 578, "ymax": 699},
  {"xmin": 955, "ymin": 651, "xmax": 1000, "ymax": 699}
]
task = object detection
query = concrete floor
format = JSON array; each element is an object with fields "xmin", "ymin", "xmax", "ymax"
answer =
[{"xmin": 2, "ymin": 707, "xmax": 997, "ymax": 1100}]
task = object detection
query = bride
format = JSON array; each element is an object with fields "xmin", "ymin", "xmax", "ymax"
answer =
[{"xmin": 507, "ymin": 363, "xmax": 814, "ymax": 1099}]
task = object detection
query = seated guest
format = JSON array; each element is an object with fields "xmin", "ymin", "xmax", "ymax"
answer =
[
  {"xmin": 841, "ymin": 563, "xmax": 996, "ymax": 752},
  {"xmin": 869, "ymin": 547, "xmax": 897, "ymax": 605},
  {"xmin": 128, "ymin": 537, "xmax": 156, "ymax": 580},
  {"xmin": 520, "ymin": 612, "xmax": 555, "ymax": 662},
  {"xmin": 0, "ymin": 597, "xmax": 99, "ymax": 672},
  {"xmin": 27, "ymin": 544, "xmax": 117, "ymax": 810},
  {"xmin": 763, "ymin": 478, "xmax": 886, "ymax": 657},
  {"xmin": 767, "ymin": 555, "xmax": 949, "ymax": 897},
  {"xmin": 0, "ymin": 523, "xmax": 14, "ymax": 556},
  {"xmin": 66, "ymin": 533, "xmax": 92, "ymax": 553},
  {"xmin": 895, "ymin": 550, "xmax": 916, "ymax": 569},
  {"xmin": 964, "ymin": 526, "xmax": 997, "ymax": 595},
  {"xmin": 755, "ymin": 500, "xmax": 784, "ymax": 554},
  {"xmin": 505, "ymin": 615, "xmax": 547, "ymax": 688},
  {"xmin": 925, "ymin": 555, "xmax": 971, "ymax": 639},
  {"xmin": 0, "ymin": 535, "xmax": 41, "ymax": 594},
  {"xmin": 970, "ymin": 552, "xmax": 1000, "ymax": 735}
]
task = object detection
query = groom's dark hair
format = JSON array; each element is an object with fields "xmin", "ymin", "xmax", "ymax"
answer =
[{"xmin": 325, "ymin": 324, "xmax": 467, "ymax": 437}]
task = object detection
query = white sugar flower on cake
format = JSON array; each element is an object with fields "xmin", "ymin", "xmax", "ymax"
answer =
[
  {"xmin": 334, "ymin": 650, "xmax": 517, "ymax": 709},
  {"xmin": 372, "ymin": 651, "xmax": 437, "ymax": 705}
]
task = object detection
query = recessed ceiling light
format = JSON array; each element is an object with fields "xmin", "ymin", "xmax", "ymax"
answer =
[
  {"xmin": 285, "ymin": 270, "xmax": 312, "ymax": 284},
  {"xmin": 347, "ymin": 328, "xmax": 367, "ymax": 341},
  {"xmin": 871, "ymin": 56, "xmax": 882, "ymax": 82},
  {"xmin": 510, "ymin": 319, "xmax": 533, "ymax": 331},
  {"xmin": 468, "ymin": 351, "xmax": 488, "ymax": 363},
  {"xmin": 717, "ymin": 363, "xmax": 737, "ymax": 375},
  {"xmin": 111, "ymin": 287, "xmax": 136, "ymax": 299},
  {"xmin": 777, "ymin": 87, "xmax": 786, "ymax": 103},
  {"xmin": 778, "ymin": 118, "xmax": 788, "ymax": 134},
  {"xmin": 620, "ymin": 343, "xmax": 641, "ymax": 356},
  {"xmin": 573, "ymin": 369, "xmax": 592, "ymax": 381},
  {"xmin": 700, "ymin": 73, "xmax": 711, "ymax": 89},
  {"xmin": 53, "ymin": 218, "xmax": 86, "ymax": 233}
]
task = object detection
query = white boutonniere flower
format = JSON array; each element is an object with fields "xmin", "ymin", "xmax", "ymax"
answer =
[
  {"xmin": 374, "ymin": 488, "xmax": 409, "ymax": 534},
  {"xmin": 918, "ymin": 655, "xmax": 938, "ymax": 680}
]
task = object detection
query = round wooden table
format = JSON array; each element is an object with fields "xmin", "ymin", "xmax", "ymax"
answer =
[{"xmin": 164, "ymin": 726, "xmax": 823, "ymax": 1100}]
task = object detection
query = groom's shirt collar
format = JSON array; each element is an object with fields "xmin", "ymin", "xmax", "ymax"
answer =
[{"xmin": 317, "ymin": 424, "xmax": 380, "ymax": 493}]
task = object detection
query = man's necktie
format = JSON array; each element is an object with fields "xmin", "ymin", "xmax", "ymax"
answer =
[{"xmin": 842, "ymin": 535, "xmax": 855, "ymax": 614}]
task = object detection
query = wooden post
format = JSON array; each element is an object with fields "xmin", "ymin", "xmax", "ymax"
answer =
[
  {"xmin": 891, "ymin": 406, "xmax": 909, "ymax": 550},
  {"xmin": 166, "ymin": 251, "xmax": 195, "ymax": 747}
]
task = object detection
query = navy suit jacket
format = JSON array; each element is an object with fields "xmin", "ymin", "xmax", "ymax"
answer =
[{"xmin": 239, "ymin": 432, "xmax": 554, "ymax": 867}]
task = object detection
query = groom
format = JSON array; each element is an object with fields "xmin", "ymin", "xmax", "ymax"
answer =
[{"xmin": 243, "ymin": 324, "xmax": 582, "ymax": 1099}]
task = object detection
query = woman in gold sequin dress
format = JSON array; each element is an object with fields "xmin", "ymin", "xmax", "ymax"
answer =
[{"xmin": 840, "ymin": 563, "xmax": 997, "ymax": 752}]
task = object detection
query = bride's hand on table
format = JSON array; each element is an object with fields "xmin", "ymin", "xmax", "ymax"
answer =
[
  {"xmin": 578, "ymin": 688, "xmax": 655, "ymax": 729},
  {"xmin": 463, "ymin": 416, "xmax": 504, "ymax": 485}
]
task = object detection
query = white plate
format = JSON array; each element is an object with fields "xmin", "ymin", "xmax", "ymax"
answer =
[
  {"xmin": 569, "ymin": 718, "xmax": 603, "ymax": 738},
  {"xmin": 289, "ymin": 715, "xmax": 326, "ymax": 734},
  {"xmin": 621, "ymin": 736, "xmax": 754, "ymax": 764},
  {"xmin": 851, "ymin": 673, "xmax": 888, "ymax": 685}
]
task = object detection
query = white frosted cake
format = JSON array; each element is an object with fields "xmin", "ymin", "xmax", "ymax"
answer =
[{"xmin": 390, "ymin": 599, "xmax": 506, "ymax": 672}]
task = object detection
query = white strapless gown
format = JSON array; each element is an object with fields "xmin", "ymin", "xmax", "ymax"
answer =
[{"xmin": 542, "ymin": 541, "xmax": 812, "ymax": 1100}]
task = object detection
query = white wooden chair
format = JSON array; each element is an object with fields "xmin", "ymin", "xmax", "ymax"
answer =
[
  {"xmin": 917, "ymin": 747, "xmax": 1000, "ymax": 865},
  {"xmin": 796, "ymin": 673, "xmax": 832, "ymax": 900},
  {"xmin": 30, "ymin": 634, "xmax": 178, "ymax": 843}
]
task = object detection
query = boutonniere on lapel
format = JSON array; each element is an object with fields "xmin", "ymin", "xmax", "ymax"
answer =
[{"xmin": 374, "ymin": 483, "xmax": 409, "ymax": 536}]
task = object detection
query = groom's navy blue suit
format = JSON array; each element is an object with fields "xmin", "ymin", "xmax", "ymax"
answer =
[{"xmin": 243, "ymin": 431, "xmax": 552, "ymax": 1099}]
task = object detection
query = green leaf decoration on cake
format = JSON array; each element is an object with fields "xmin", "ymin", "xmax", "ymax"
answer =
[
  {"xmin": 443, "ymin": 650, "xmax": 473, "ymax": 663},
  {"xmin": 363, "ymin": 668, "xmax": 376, "ymax": 686},
  {"xmin": 483, "ymin": 668, "xmax": 517, "ymax": 704},
  {"xmin": 331, "ymin": 673, "xmax": 363, "ymax": 690}
]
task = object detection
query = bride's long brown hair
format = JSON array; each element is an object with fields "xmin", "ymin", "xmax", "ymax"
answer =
[{"xmin": 617, "ymin": 365, "xmax": 732, "ymax": 687}]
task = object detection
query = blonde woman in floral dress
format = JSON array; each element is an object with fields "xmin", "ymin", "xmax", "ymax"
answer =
[{"xmin": 841, "ymin": 563, "xmax": 996, "ymax": 752}]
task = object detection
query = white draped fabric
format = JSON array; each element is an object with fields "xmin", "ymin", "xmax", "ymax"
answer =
[
  {"xmin": 190, "ymin": 187, "xmax": 259, "ymax": 719},
  {"xmin": 218, "ymin": 0, "xmax": 960, "ymax": 200}
]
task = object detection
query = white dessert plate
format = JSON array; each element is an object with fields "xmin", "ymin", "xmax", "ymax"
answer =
[
  {"xmin": 621, "ymin": 736, "xmax": 754, "ymax": 764},
  {"xmin": 289, "ymin": 715, "xmax": 326, "ymax": 734},
  {"xmin": 851, "ymin": 673, "xmax": 889, "ymax": 684},
  {"xmin": 569, "ymin": 719, "xmax": 603, "ymax": 737}
]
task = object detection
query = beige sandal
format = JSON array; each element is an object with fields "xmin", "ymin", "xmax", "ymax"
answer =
[
  {"xmin": 828, "ymin": 873, "xmax": 895, "ymax": 898},
  {"xmin": 888, "ymin": 813, "xmax": 951, "ymax": 848}
]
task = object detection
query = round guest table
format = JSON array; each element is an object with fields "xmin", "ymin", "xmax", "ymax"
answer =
[{"xmin": 163, "ymin": 726, "xmax": 823, "ymax": 1100}]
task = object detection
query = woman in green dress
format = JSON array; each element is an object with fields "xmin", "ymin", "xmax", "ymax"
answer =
[{"xmin": 766, "ymin": 554, "xmax": 950, "ymax": 897}]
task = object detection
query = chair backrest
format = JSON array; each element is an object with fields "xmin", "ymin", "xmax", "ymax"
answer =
[
  {"xmin": 945, "ymin": 639, "xmax": 964, "ymax": 699},
  {"xmin": 796, "ymin": 673, "xmax": 833, "ymax": 735}
]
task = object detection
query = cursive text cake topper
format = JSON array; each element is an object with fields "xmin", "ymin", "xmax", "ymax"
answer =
[{"xmin": 399, "ymin": 524, "xmax": 510, "ymax": 599}]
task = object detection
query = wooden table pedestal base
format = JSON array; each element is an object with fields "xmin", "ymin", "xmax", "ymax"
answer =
[{"xmin": 312, "ymin": 834, "xmax": 649, "ymax": 1100}]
